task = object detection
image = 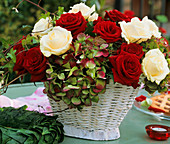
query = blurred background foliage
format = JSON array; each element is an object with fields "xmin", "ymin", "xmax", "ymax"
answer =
[
  {"xmin": 0, "ymin": 0, "xmax": 107, "ymax": 42},
  {"xmin": 0, "ymin": 0, "xmax": 82, "ymax": 42}
]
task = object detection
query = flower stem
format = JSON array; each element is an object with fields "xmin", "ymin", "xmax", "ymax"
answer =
[
  {"xmin": 0, "ymin": 74, "xmax": 26, "ymax": 92},
  {"xmin": 24, "ymin": 0, "xmax": 48, "ymax": 13}
]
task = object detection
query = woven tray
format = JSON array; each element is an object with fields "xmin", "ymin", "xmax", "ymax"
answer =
[{"xmin": 49, "ymin": 82, "xmax": 140, "ymax": 140}]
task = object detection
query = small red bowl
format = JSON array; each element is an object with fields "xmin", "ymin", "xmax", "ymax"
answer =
[{"xmin": 145, "ymin": 124, "xmax": 170, "ymax": 141}]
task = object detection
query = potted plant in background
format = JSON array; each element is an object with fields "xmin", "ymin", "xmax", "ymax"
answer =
[{"xmin": 0, "ymin": 1, "xmax": 169, "ymax": 141}]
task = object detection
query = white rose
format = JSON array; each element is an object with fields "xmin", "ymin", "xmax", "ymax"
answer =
[
  {"xmin": 69, "ymin": 3, "xmax": 95, "ymax": 19},
  {"xmin": 119, "ymin": 16, "xmax": 161, "ymax": 44},
  {"xmin": 142, "ymin": 16, "xmax": 161, "ymax": 38},
  {"xmin": 40, "ymin": 26, "xmax": 73, "ymax": 57},
  {"xmin": 142, "ymin": 49, "xmax": 169, "ymax": 84},
  {"xmin": 88, "ymin": 12, "xmax": 98, "ymax": 22},
  {"xmin": 32, "ymin": 17, "xmax": 53, "ymax": 37}
]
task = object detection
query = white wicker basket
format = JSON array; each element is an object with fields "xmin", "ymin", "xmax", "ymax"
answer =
[{"xmin": 48, "ymin": 82, "xmax": 140, "ymax": 140}]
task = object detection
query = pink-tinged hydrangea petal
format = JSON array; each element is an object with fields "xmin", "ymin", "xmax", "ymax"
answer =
[
  {"xmin": 100, "ymin": 44, "xmax": 108, "ymax": 49},
  {"xmin": 93, "ymin": 88, "xmax": 102, "ymax": 93},
  {"xmin": 95, "ymin": 51, "xmax": 103, "ymax": 57},
  {"xmin": 103, "ymin": 50, "xmax": 109, "ymax": 57},
  {"xmin": 95, "ymin": 79, "xmax": 106, "ymax": 90},
  {"xmin": 86, "ymin": 59, "xmax": 96, "ymax": 69},
  {"xmin": 97, "ymin": 71, "xmax": 105, "ymax": 78}
]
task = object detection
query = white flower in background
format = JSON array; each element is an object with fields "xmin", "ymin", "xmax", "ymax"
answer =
[
  {"xmin": 40, "ymin": 26, "xmax": 73, "ymax": 57},
  {"xmin": 69, "ymin": 3, "xmax": 95, "ymax": 19},
  {"xmin": 12, "ymin": 7, "xmax": 19, "ymax": 13},
  {"xmin": 142, "ymin": 49, "xmax": 169, "ymax": 85},
  {"xmin": 119, "ymin": 16, "xmax": 161, "ymax": 44},
  {"xmin": 32, "ymin": 17, "xmax": 53, "ymax": 37},
  {"xmin": 0, "ymin": 79, "xmax": 4, "ymax": 89},
  {"xmin": 88, "ymin": 12, "xmax": 98, "ymax": 22}
]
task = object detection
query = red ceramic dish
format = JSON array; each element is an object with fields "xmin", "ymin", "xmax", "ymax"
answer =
[{"xmin": 145, "ymin": 125, "xmax": 170, "ymax": 141}]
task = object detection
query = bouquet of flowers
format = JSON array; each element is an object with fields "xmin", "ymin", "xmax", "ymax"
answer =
[{"xmin": 0, "ymin": 2, "xmax": 170, "ymax": 111}]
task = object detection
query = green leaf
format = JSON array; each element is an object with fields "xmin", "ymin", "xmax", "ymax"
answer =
[
  {"xmin": 7, "ymin": 49, "xmax": 16, "ymax": 63},
  {"xmin": 156, "ymin": 15, "xmax": 168, "ymax": 23},
  {"xmin": 22, "ymin": 25, "xmax": 32, "ymax": 30},
  {"xmin": 56, "ymin": 92, "xmax": 66, "ymax": 97},
  {"xmin": 91, "ymin": 96, "xmax": 99, "ymax": 103},
  {"xmin": 63, "ymin": 62, "xmax": 70, "ymax": 69},
  {"xmin": 86, "ymin": 69, "xmax": 96, "ymax": 78},
  {"xmin": 85, "ymin": 22, "xmax": 95, "ymax": 37},
  {"xmin": 84, "ymin": 98, "xmax": 92, "ymax": 106},
  {"xmin": 57, "ymin": 73, "xmax": 65, "ymax": 80},
  {"xmin": 67, "ymin": 85, "xmax": 80, "ymax": 89},
  {"xmin": 62, "ymin": 97, "xmax": 71, "ymax": 105},
  {"xmin": 0, "ymin": 106, "xmax": 64, "ymax": 143},
  {"xmin": 82, "ymin": 90, "xmax": 89, "ymax": 95},
  {"xmin": 68, "ymin": 66, "xmax": 78, "ymax": 77},
  {"xmin": 57, "ymin": 7, "xmax": 64, "ymax": 19},
  {"xmin": 71, "ymin": 97, "xmax": 81, "ymax": 105},
  {"xmin": 0, "ymin": 38, "xmax": 13, "ymax": 49},
  {"xmin": 39, "ymin": 12, "xmax": 51, "ymax": 19},
  {"xmin": 66, "ymin": 77, "xmax": 77, "ymax": 85},
  {"xmin": 42, "ymin": 127, "xmax": 51, "ymax": 135}
]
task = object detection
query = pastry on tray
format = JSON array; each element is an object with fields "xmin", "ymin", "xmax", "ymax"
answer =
[
  {"xmin": 135, "ymin": 94, "xmax": 170, "ymax": 115},
  {"xmin": 149, "ymin": 94, "xmax": 170, "ymax": 114}
]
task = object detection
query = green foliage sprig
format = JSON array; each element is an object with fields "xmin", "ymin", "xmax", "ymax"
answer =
[{"xmin": 0, "ymin": 106, "xmax": 64, "ymax": 144}]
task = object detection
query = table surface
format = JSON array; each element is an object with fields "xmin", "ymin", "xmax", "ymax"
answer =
[{"xmin": 3, "ymin": 83, "xmax": 170, "ymax": 144}]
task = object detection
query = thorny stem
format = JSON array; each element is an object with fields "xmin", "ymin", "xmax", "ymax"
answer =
[
  {"xmin": 38, "ymin": 0, "xmax": 42, "ymax": 5},
  {"xmin": 15, "ymin": 0, "xmax": 55, "ymax": 15},
  {"xmin": 15, "ymin": 0, "xmax": 24, "ymax": 9},
  {"xmin": 24, "ymin": 0, "xmax": 48, "ymax": 13},
  {"xmin": 3, "ymin": 35, "xmax": 28, "ymax": 56}
]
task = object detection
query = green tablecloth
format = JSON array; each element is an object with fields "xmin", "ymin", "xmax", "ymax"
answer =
[{"xmin": 3, "ymin": 83, "xmax": 170, "ymax": 144}]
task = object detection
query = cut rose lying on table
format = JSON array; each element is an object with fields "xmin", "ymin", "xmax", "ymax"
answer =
[{"xmin": 0, "ymin": 2, "xmax": 170, "ymax": 109}]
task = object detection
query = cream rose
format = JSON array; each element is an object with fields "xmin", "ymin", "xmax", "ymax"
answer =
[
  {"xmin": 40, "ymin": 26, "xmax": 73, "ymax": 57},
  {"xmin": 142, "ymin": 49, "xmax": 169, "ymax": 84},
  {"xmin": 119, "ymin": 16, "xmax": 161, "ymax": 44},
  {"xmin": 142, "ymin": 16, "xmax": 161, "ymax": 38},
  {"xmin": 32, "ymin": 17, "xmax": 53, "ymax": 37},
  {"xmin": 88, "ymin": 12, "xmax": 98, "ymax": 22},
  {"xmin": 69, "ymin": 3, "xmax": 95, "ymax": 19}
]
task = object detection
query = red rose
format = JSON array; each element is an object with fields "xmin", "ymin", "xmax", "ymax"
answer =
[
  {"xmin": 93, "ymin": 21, "xmax": 121, "ymax": 43},
  {"xmin": 93, "ymin": 16, "xmax": 104, "ymax": 26},
  {"xmin": 119, "ymin": 43, "xmax": 144, "ymax": 59},
  {"xmin": 159, "ymin": 27, "xmax": 167, "ymax": 34},
  {"xmin": 56, "ymin": 12, "xmax": 87, "ymax": 39},
  {"xmin": 124, "ymin": 10, "xmax": 135, "ymax": 19},
  {"xmin": 13, "ymin": 36, "xmax": 27, "ymax": 75},
  {"xmin": 104, "ymin": 9, "xmax": 131, "ymax": 22},
  {"xmin": 23, "ymin": 46, "xmax": 47, "ymax": 82},
  {"xmin": 109, "ymin": 52, "xmax": 142, "ymax": 88},
  {"xmin": 13, "ymin": 51, "xmax": 27, "ymax": 75}
]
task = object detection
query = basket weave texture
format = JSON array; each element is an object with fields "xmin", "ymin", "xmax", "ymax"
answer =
[{"xmin": 48, "ymin": 82, "xmax": 140, "ymax": 140}]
